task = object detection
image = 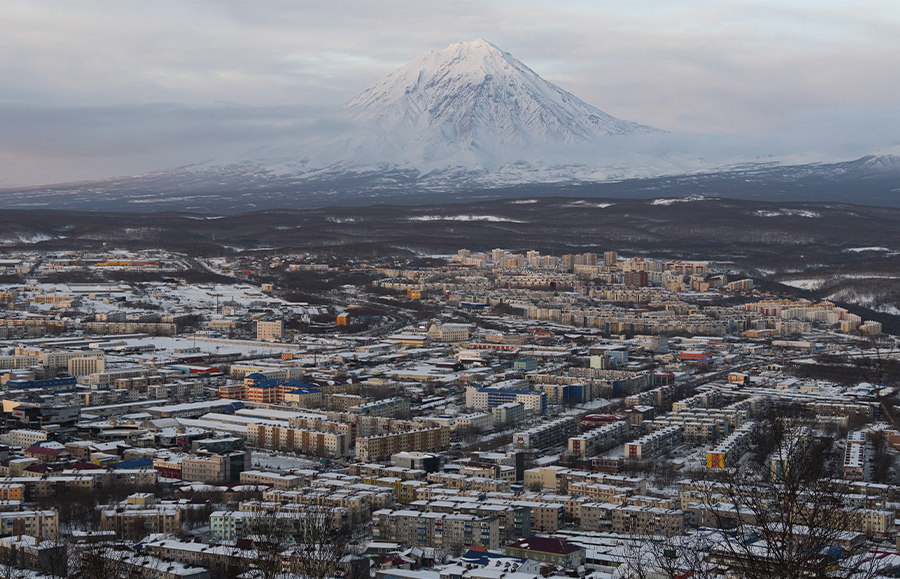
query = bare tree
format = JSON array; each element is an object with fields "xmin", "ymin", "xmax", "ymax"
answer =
[
  {"xmin": 283, "ymin": 506, "xmax": 368, "ymax": 579},
  {"xmin": 457, "ymin": 424, "xmax": 483, "ymax": 448},
  {"xmin": 245, "ymin": 511, "xmax": 291, "ymax": 579},
  {"xmin": 679, "ymin": 408, "xmax": 884, "ymax": 579},
  {"xmin": 619, "ymin": 532, "xmax": 718, "ymax": 579},
  {"xmin": 204, "ymin": 544, "xmax": 253, "ymax": 579},
  {"xmin": 0, "ymin": 543, "xmax": 28, "ymax": 579},
  {"xmin": 243, "ymin": 503, "xmax": 367, "ymax": 579},
  {"xmin": 75, "ymin": 542, "xmax": 133, "ymax": 579},
  {"xmin": 445, "ymin": 538, "xmax": 466, "ymax": 560},
  {"xmin": 41, "ymin": 535, "xmax": 71, "ymax": 579},
  {"xmin": 432, "ymin": 547, "xmax": 453, "ymax": 566}
]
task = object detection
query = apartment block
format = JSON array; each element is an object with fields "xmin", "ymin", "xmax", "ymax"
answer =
[
  {"xmin": 210, "ymin": 507, "xmax": 347, "ymax": 542},
  {"xmin": 263, "ymin": 487, "xmax": 393, "ymax": 521},
  {"xmin": 101, "ymin": 506, "xmax": 181, "ymax": 540},
  {"xmin": 8, "ymin": 429, "xmax": 48, "ymax": 449},
  {"xmin": 0, "ymin": 535, "xmax": 67, "ymax": 576},
  {"xmin": 373, "ymin": 509, "xmax": 499, "ymax": 550},
  {"xmin": 843, "ymin": 440, "xmax": 866, "ymax": 481},
  {"xmin": 513, "ymin": 417, "xmax": 577, "ymax": 450},
  {"xmin": 256, "ymin": 320, "xmax": 285, "ymax": 341},
  {"xmin": 0, "ymin": 509, "xmax": 58, "ymax": 539},
  {"xmin": 492, "ymin": 402, "xmax": 525, "ymax": 426},
  {"xmin": 406, "ymin": 498, "xmax": 531, "ymax": 539},
  {"xmin": 240, "ymin": 470, "xmax": 303, "ymax": 490},
  {"xmin": 466, "ymin": 386, "xmax": 547, "ymax": 415},
  {"xmin": 454, "ymin": 412, "xmax": 493, "ymax": 432},
  {"xmin": 426, "ymin": 322, "xmax": 473, "ymax": 343},
  {"xmin": 625, "ymin": 384, "xmax": 675, "ymax": 409},
  {"xmin": 581, "ymin": 502, "xmax": 685, "ymax": 536},
  {"xmin": 246, "ymin": 423, "xmax": 350, "ymax": 458},
  {"xmin": 348, "ymin": 396, "xmax": 410, "ymax": 418},
  {"xmin": 67, "ymin": 355, "xmax": 106, "ymax": 377},
  {"xmin": 624, "ymin": 425, "xmax": 684, "ymax": 461},
  {"xmin": 356, "ymin": 427, "xmax": 449, "ymax": 462},
  {"xmin": 181, "ymin": 452, "xmax": 248, "ymax": 484},
  {"xmin": 567, "ymin": 420, "xmax": 630, "ymax": 457},
  {"xmin": 425, "ymin": 472, "xmax": 511, "ymax": 493},
  {"xmin": 706, "ymin": 422, "xmax": 757, "ymax": 469},
  {"xmin": 523, "ymin": 466, "xmax": 569, "ymax": 492}
]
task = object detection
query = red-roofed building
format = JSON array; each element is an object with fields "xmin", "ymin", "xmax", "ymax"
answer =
[
  {"xmin": 379, "ymin": 554, "xmax": 416, "ymax": 570},
  {"xmin": 505, "ymin": 537, "xmax": 586, "ymax": 568},
  {"xmin": 23, "ymin": 462, "xmax": 59, "ymax": 476},
  {"xmin": 23, "ymin": 446, "xmax": 67, "ymax": 463}
]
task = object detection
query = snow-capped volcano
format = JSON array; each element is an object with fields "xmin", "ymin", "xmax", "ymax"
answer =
[
  {"xmin": 333, "ymin": 39, "xmax": 657, "ymax": 171},
  {"xmin": 184, "ymin": 40, "xmax": 770, "ymax": 187},
  {"xmin": 10, "ymin": 39, "xmax": 899, "ymax": 212}
]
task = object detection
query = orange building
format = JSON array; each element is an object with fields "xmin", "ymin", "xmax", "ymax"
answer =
[{"xmin": 0, "ymin": 485, "xmax": 23, "ymax": 501}]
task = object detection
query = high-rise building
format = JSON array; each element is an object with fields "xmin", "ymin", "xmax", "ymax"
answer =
[
  {"xmin": 604, "ymin": 251, "xmax": 618, "ymax": 266},
  {"xmin": 624, "ymin": 271, "xmax": 649, "ymax": 287},
  {"xmin": 504, "ymin": 255, "xmax": 523, "ymax": 268},
  {"xmin": 256, "ymin": 320, "xmax": 285, "ymax": 341}
]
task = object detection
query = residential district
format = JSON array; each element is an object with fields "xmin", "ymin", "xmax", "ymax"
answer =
[{"xmin": 0, "ymin": 247, "xmax": 894, "ymax": 578}]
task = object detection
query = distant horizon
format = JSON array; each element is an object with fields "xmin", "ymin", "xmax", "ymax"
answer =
[{"xmin": 1, "ymin": 1, "xmax": 899, "ymax": 187}]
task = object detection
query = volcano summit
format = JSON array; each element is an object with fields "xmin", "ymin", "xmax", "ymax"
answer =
[{"xmin": 339, "ymin": 39, "xmax": 658, "ymax": 164}]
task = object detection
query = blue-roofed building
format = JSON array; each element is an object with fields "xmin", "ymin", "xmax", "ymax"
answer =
[
  {"xmin": 220, "ymin": 401, "xmax": 244, "ymax": 414},
  {"xmin": 115, "ymin": 458, "xmax": 154, "ymax": 470},
  {"xmin": 241, "ymin": 373, "xmax": 323, "ymax": 405},
  {"xmin": 455, "ymin": 548, "xmax": 540, "ymax": 574},
  {"xmin": 5, "ymin": 377, "xmax": 77, "ymax": 392}
]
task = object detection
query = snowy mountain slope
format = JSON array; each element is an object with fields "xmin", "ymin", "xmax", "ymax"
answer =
[
  {"xmin": 338, "ymin": 39, "xmax": 656, "ymax": 167},
  {"xmin": 838, "ymin": 144, "xmax": 900, "ymax": 175},
  {"xmin": 232, "ymin": 39, "xmax": 684, "ymax": 182}
]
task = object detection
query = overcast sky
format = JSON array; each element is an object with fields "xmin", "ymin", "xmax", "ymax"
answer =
[{"xmin": 1, "ymin": 0, "xmax": 899, "ymax": 186}]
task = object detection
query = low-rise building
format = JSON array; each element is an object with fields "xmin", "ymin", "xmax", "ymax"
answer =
[
  {"xmin": 181, "ymin": 452, "xmax": 248, "ymax": 484},
  {"xmin": 240, "ymin": 470, "xmax": 302, "ymax": 490},
  {"xmin": 505, "ymin": 537, "xmax": 586, "ymax": 568}
]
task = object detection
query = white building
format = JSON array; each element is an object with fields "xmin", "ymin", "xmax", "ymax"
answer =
[{"xmin": 9, "ymin": 429, "xmax": 48, "ymax": 449}]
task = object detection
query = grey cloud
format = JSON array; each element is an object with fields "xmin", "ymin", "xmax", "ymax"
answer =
[{"xmin": 0, "ymin": 102, "xmax": 360, "ymax": 185}]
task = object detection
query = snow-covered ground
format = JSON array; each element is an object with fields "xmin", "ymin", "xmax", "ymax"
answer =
[
  {"xmin": 252, "ymin": 451, "xmax": 320, "ymax": 471},
  {"xmin": 409, "ymin": 215, "xmax": 526, "ymax": 223},
  {"xmin": 754, "ymin": 209, "xmax": 819, "ymax": 218},
  {"xmin": 0, "ymin": 281, "xmax": 326, "ymax": 317},
  {"xmin": 650, "ymin": 196, "xmax": 709, "ymax": 206},
  {"xmin": 779, "ymin": 278, "xmax": 826, "ymax": 290}
]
